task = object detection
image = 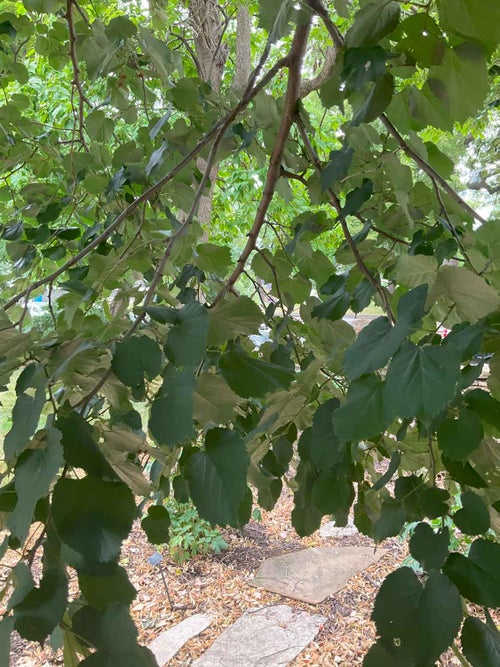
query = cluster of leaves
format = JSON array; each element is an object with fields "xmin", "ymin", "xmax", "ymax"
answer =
[{"xmin": 0, "ymin": 0, "xmax": 499, "ymax": 665}]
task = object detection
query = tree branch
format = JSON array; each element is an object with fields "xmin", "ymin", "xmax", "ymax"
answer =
[
  {"xmin": 300, "ymin": 47, "xmax": 336, "ymax": 98},
  {"xmin": 212, "ymin": 22, "xmax": 312, "ymax": 305},
  {"xmin": 66, "ymin": 0, "xmax": 90, "ymax": 150}
]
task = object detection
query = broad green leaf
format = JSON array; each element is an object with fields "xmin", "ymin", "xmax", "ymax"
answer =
[
  {"xmin": 436, "ymin": 0, "xmax": 500, "ymax": 53},
  {"xmin": 193, "ymin": 373, "xmax": 241, "ymax": 425},
  {"xmin": 51, "ymin": 477, "xmax": 135, "ymax": 566},
  {"xmin": 311, "ymin": 473, "xmax": 354, "ymax": 516},
  {"xmin": 342, "ymin": 178, "xmax": 373, "ymax": 217},
  {"xmin": 219, "ymin": 345, "xmax": 294, "ymax": 398},
  {"xmin": 372, "ymin": 568, "xmax": 462, "ymax": 664},
  {"xmin": 141, "ymin": 506, "xmax": 170, "ymax": 545},
  {"xmin": 185, "ymin": 428, "xmax": 249, "ymax": 526},
  {"xmin": 311, "ymin": 288, "xmax": 350, "ymax": 321},
  {"xmin": 437, "ymin": 409, "xmax": 484, "ymax": 461},
  {"xmin": 79, "ymin": 565, "xmax": 136, "ymax": 611},
  {"xmin": 461, "ymin": 617, "xmax": 500, "ymax": 667},
  {"xmin": 384, "ymin": 341, "xmax": 460, "ymax": 420},
  {"xmin": 443, "ymin": 539, "xmax": 500, "ymax": 608},
  {"xmin": 13, "ymin": 569, "xmax": 67, "ymax": 644},
  {"xmin": 419, "ymin": 487, "xmax": 450, "ymax": 519},
  {"xmin": 394, "ymin": 254, "xmax": 438, "ymax": 288},
  {"xmin": 465, "ymin": 389, "xmax": 500, "ymax": 430},
  {"xmin": 0, "ymin": 616, "xmax": 15, "ymax": 666},
  {"xmin": 149, "ymin": 366, "xmax": 195, "ymax": 447},
  {"xmin": 373, "ymin": 451, "xmax": 401, "ymax": 491},
  {"xmin": 373, "ymin": 498, "xmax": 405, "ymax": 542},
  {"xmin": 426, "ymin": 43, "xmax": 489, "ymax": 123},
  {"xmin": 56, "ymin": 412, "xmax": 116, "ymax": 479},
  {"xmin": 409, "ymin": 523, "xmax": 449, "ymax": 571},
  {"xmin": 195, "ymin": 243, "xmax": 232, "ymax": 275},
  {"xmin": 4, "ymin": 365, "xmax": 46, "ymax": 461},
  {"xmin": 111, "ymin": 336, "xmax": 162, "ymax": 393},
  {"xmin": 346, "ymin": 1, "xmax": 400, "ymax": 47},
  {"xmin": 452, "ymin": 491, "xmax": 490, "ymax": 536},
  {"xmin": 72, "ymin": 604, "xmax": 157, "ymax": 665},
  {"xmin": 427, "ymin": 266, "xmax": 500, "ymax": 323},
  {"xmin": 292, "ymin": 459, "xmax": 322, "ymax": 537},
  {"xmin": 207, "ymin": 296, "xmax": 263, "ymax": 345},
  {"xmin": 352, "ymin": 73, "xmax": 394, "ymax": 124},
  {"xmin": 9, "ymin": 425, "xmax": 63, "ymax": 542},
  {"xmin": 344, "ymin": 284, "xmax": 428, "ymax": 380},
  {"xmin": 320, "ymin": 146, "xmax": 354, "ymax": 191},
  {"xmin": 309, "ymin": 398, "xmax": 344, "ymax": 469},
  {"xmin": 334, "ymin": 375, "xmax": 396, "ymax": 442},
  {"xmin": 164, "ymin": 300, "xmax": 208, "ymax": 368},
  {"xmin": 442, "ymin": 457, "xmax": 487, "ymax": 489}
]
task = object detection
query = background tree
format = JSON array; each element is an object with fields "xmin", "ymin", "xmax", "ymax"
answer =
[{"xmin": 0, "ymin": 1, "xmax": 499, "ymax": 665}]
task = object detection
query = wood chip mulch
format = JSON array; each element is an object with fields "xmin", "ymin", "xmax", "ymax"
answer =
[{"xmin": 3, "ymin": 489, "xmax": 466, "ymax": 667}]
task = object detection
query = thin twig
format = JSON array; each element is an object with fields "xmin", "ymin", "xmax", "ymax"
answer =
[{"xmin": 66, "ymin": 0, "xmax": 90, "ymax": 151}]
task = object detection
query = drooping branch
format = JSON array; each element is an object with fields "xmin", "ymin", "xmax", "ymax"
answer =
[
  {"xmin": 212, "ymin": 21, "xmax": 312, "ymax": 305},
  {"xmin": 296, "ymin": 114, "xmax": 396, "ymax": 324},
  {"xmin": 305, "ymin": 0, "xmax": 487, "ymax": 226}
]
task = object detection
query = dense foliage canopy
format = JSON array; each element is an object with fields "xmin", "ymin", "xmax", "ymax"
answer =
[{"xmin": 0, "ymin": 0, "xmax": 499, "ymax": 664}]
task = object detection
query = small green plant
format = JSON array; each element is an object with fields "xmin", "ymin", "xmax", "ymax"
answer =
[{"xmin": 166, "ymin": 499, "xmax": 228, "ymax": 564}]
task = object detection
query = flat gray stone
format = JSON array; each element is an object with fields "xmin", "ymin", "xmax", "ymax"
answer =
[
  {"xmin": 193, "ymin": 605, "xmax": 325, "ymax": 666},
  {"xmin": 250, "ymin": 546, "xmax": 386, "ymax": 604},
  {"xmin": 148, "ymin": 613, "xmax": 212, "ymax": 665},
  {"xmin": 319, "ymin": 518, "xmax": 358, "ymax": 538}
]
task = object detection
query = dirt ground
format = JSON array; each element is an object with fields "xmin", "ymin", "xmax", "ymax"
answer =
[{"xmin": 2, "ymin": 485, "xmax": 469, "ymax": 667}]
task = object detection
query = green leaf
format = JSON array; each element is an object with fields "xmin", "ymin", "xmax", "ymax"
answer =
[
  {"xmin": 311, "ymin": 473, "xmax": 354, "ymax": 516},
  {"xmin": 111, "ymin": 336, "xmax": 163, "ymax": 394},
  {"xmin": 372, "ymin": 568, "xmax": 462, "ymax": 664},
  {"xmin": 436, "ymin": 0, "xmax": 500, "ymax": 53},
  {"xmin": 384, "ymin": 341, "xmax": 460, "ymax": 420},
  {"xmin": 185, "ymin": 428, "xmax": 250, "ymax": 526},
  {"xmin": 342, "ymin": 178, "xmax": 373, "ymax": 217},
  {"xmin": 461, "ymin": 617, "xmax": 500, "ymax": 667},
  {"xmin": 465, "ymin": 389, "xmax": 500, "ymax": 430},
  {"xmin": 51, "ymin": 478, "xmax": 135, "ymax": 566},
  {"xmin": 346, "ymin": 1, "xmax": 400, "ymax": 47},
  {"xmin": 56, "ymin": 412, "xmax": 116, "ymax": 479},
  {"xmin": 453, "ymin": 491, "xmax": 490, "ymax": 536},
  {"xmin": 394, "ymin": 254, "xmax": 438, "ymax": 289},
  {"xmin": 193, "ymin": 373, "xmax": 241, "ymax": 425},
  {"xmin": 149, "ymin": 366, "xmax": 195, "ymax": 447},
  {"xmin": 207, "ymin": 296, "xmax": 263, "ymax": 345},
  {"xmin": 352, "ymin": 73, "xmax": 394, "ymax": 124},
  {"xmin": 219, "ymin": 345, "xmax": 294, "ymax": 398},
  {"xmin": 419, "ymin": 486, "xmax": 450, "ymax": 519},
  {"xmin": 344, "ymin": 285, "xmax": 428, "ymax": 380},
  {"xmin": 4, "ymin": 365, "xmax": 46, "ymax": 461},
  {"xmin": 437, "ymin": 409, "xmax": 484, "ymax": 461},
  {"xmin": 309, "ymin": 398, "xmax": 344, "ymax": 469},
  {"xmin": 141, "ymin": 506, "xmax": 170, "ymax": 545},
  {"xmin": 195, "ymin": 243, "xmax": 232, "ymax": 275},
  {"xmin": 9, "ymin": 425, "xmax": 63, "ymax": 542},
  {"xmin": 13, "ymin": 569, "xmax": 67, "ymax": 644},
  {"xmin": 292, "ymin": 458, "xmax": 323, "ymax": 537},
  {"xmin": 334, "ymin": 375, "xmax": 395, "ymax": 442},
  {"xmin": 164, "ymin": 300, "xmax": 208, "ymax": 368},
  {"xmin": 442, "ymin": 457, "xmax": 487, "ymax": 489},
  {"xmin": 427, "ymin": 266, "xmax": 500, "ymax": 323},
  {"xmin": 79, "ymin": 565, "xmax": 136, "ymax": 611},
  {"xmin": 409, "ymin": 523, "xmax": 449, "ymax": 571},
  {"xmin": 0, "ymin": 616, "xmax": 15, "ymax": 666},
  {"xmin": 73, "ymin": 604, "xmax": 157, "ymax": 666},
  {"xmin": 373, "ymin": 498, "xmax": 406, "ymax": 542},
  {"xmin": 373, "ymin": 451, "xmax": 401, "ymax": 491},
  {"xmin": 311, "ymin": 288, "xmax": 350, "ymax": 321},
  {"xmin": 443, "ymin": 539, "xmax": 500, "ymax": 608},
  {"xmin": 320, "ymin": 146, "xmax": 354, "ymax": 191}
]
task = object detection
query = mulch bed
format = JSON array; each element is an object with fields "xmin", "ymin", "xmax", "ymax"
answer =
[{"xmin": 3, "ymin": 488, "xmax": 464, "ymax": 667}]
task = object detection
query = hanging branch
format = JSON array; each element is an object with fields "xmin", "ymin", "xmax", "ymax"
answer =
[
  {"xmin": 212, "ymin": 21, "xmax": 312, "ymax": 305},
  {"xmin": 296, "ymin": 114, "xmax": 396, "ymax": 324},
  {"xmin": 305, "ymin": 0, "xmax": 487, "ymax": 226}
]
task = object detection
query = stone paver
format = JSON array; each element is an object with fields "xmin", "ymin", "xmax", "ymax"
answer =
[
  {"xmin": 192, "ymin": 605, "xmax": 326, "ymax": 666},
  {"xmin": 148, "ymin": 613, "xmax": 212, "ymax": 665},
  {"xmin": 250, "ymin": 546, "xmax": 386, "ymax": 604},
  {"xmin": 319, "ymin": 517, "xmax": 358, "ymax": 538}
]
